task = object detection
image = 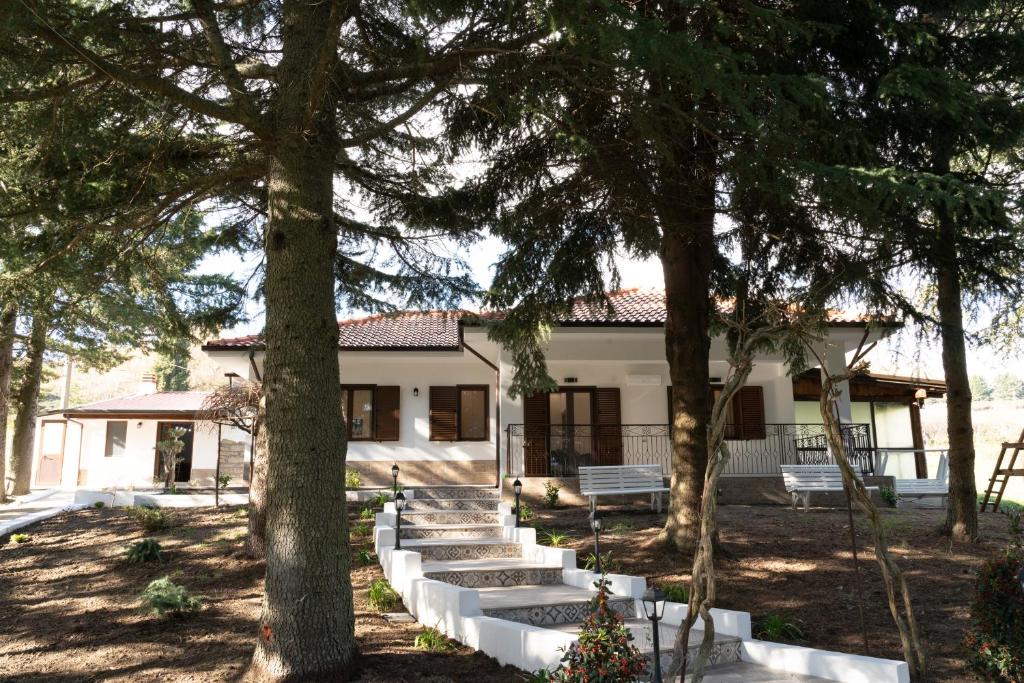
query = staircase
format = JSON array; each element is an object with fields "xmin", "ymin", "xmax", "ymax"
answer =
[{"xmin": 395, "ymin": 486, "xmax": 835, "ymax": 682}]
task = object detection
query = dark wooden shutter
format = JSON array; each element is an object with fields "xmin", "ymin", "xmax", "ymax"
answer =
[
  {"xmin": 374, "ymin": 386, "xmax": 400, "ymax": 441},
  {"xmin": 594, "ymin": 388, "xmax": 623, "ymax": 466},
  {"xmin": 737, "ymin": 386, "xmax": 766, "ymax": 440},
  {"xmin": 523, "ymin": 393, "xmax": 549, "ymax": 476},
  {"xmin": 429, "ymin": 386, "xmax": 457, "ymax": 441}
]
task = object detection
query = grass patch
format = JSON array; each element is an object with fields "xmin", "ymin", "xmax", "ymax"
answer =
[
  {"xmin": 538, "ymin": 529, "xmax": 572, "ymax": 547},
  {"xmin": 368, "ymin": 578, "xmax": 399, "ymax": 612},
  {"xmin": 125, "ymin": 539, "xmax": 164, "ymax": 563},
  {"xmin": 139, "ymin": 577, "xmax": 203, "ymax": 617},
  {"xmin": 10, "ymin": 533, "xmax": 31, "ymax": 544},
  {"xmin": 755, "ymin": 614, "xmax": 804, "ymax": 643},
  {"xmin": 126, "ymin": 506, "xmax": 170, "ymax": 532},
  {"xmin": 414, "ymin": 625, "xmax": 456, "ymax": 652},
  {"xmin": 660, "ymin": 583, "xmax": 688, "ymax": 603}
]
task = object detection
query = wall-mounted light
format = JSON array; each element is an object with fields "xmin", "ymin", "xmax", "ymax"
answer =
[
  {"xmin": 413, "ymin": 387, "xmax": 420, "ymax": 397},
  {"xmin": 137, "ymin": 421, "xmax": 143, "ymax": 428}
]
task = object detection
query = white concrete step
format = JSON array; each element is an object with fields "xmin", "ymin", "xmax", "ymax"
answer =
[
  {"xmin": 406, "ymin": 498, "xmax": 500, "ymax": 511},
  {"xmin": 402, "ymin": 510, "xmax": 501, "ymax": 525},
  {"xmin": 413, "ymin": 486, "xmax": 501, "ymax": 501},
  {"xmin": 477, "ymin": 584, "xmax": 635, "ymax": 625},
  {"xmin": 401, "ymin": 537, "xmax": 522, "ymax": 561},
  {"xmin": 421, "ymin": 557, "xmax": 563, "ymax": 588},
  {"xmin": 399, "ymin": 523, "xmax": 503, "ymax": 540},
  {"xmin": 684, "ymin": 662, "xmax": 837, "ymax": 682}
]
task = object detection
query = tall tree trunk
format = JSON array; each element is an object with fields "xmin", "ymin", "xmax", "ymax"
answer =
[
  {"xmin": 658, "ymin": 167, "xmax": 716, "ymax": 553},
  {"xmin": 248, "ymin": 1, "xmax": 353, "ymax": 677},
  {"xmin": 0, "ymin": 304, "xmax": 17, "ymax": 501},
  {"xmin": 247, "ymin": 403, "xmax": 268, "ymax": 559},
  {"xmin": 10, "ymin": 312, "xmax": 47, "ymax": 496},
  {"xmin": 935, "ymin": 213, "xmax": 978, "ymax": 541}
]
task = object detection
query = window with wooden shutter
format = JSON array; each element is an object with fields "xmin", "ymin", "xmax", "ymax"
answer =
[
  {"xmin": 429, "ymin": 386, "xmax": 458, "ymax": 441},
  {"xmin": 594, "ymin": 387, "xmax": 623, "ymax": 465},
  {"xmin": 736, "ymin": 386, "xmax": 766, "ymax": 440},
  {"xmin": 374, "ymin": 386, "xmax": 400, "ymax": 441},
  {"xmin": 457, "ymin": 386, "xmax": 488, "ymax": 440}
]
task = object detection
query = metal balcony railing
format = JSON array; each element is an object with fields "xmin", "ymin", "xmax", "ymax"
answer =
[{"xmin": 505, "ymin": 423, "xmax": 874, "ymax": 478}]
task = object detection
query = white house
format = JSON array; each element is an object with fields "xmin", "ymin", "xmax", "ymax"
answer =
[
  {"xmin": 197, "ymin": 289, "xmax": 944, "ymax": 492},
  {"xmin": 32, "ymin": 374, "xmax": 250, "ymax": 490}
]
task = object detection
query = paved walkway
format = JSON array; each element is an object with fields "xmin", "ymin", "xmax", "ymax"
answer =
[{"xmin": 0, "ymin": 489, "xmax": 79, "ymax": 536}]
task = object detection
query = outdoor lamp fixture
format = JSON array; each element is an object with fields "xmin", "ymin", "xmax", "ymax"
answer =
[
  {"xmin": 394, "ymin": 491, "xmax": 406, "ymax": 550},
  {"xmin": 590, "ymin": 511, "xmax": 603, "ymax": 574},
  {"xmin": 512, "ymin": 478, "xmax": 523, "ymax": 528},
  {"xmin": 391, "ymin": 463, "xmax": 400, "ymax": 495},
  {"xmin": 641, "ymin": 586, "xmax": 666, "ymax": 683},
  {"xmin": 413, "ymin": 387, "xmax": 419, "ymax": 397}
]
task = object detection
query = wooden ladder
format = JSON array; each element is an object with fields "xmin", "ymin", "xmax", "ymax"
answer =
[{"xmin": 980, "ymin": 428, "xmax": 1024, "ymax": 512}]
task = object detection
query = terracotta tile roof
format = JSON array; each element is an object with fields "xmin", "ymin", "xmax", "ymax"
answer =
[
  {"xmin": 202, "ymin": 288, "xmax": 897, "ymax": 351},
  {"xmin": 62, "ymin": 391, "xmax": 210, "ymax": 416}
]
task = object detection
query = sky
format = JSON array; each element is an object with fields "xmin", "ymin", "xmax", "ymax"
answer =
[{"xmin": 200, "ymin": 236, "xmax": 1024, "ymax": 383}]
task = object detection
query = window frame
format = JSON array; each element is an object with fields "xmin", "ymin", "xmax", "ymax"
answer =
[
  {"xmin": 456, "ymin": 384, "xmax": 490, "ymax": 442},
  {"xmin": 104, "ymin": 420, "xmax": 128, "ymax": 457},
  {"xmin": 340, "ymin": 384, "xmax": 377, "ymax": 441}
]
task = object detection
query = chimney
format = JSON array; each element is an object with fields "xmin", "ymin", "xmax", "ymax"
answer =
[{"xmin": 139, "ymin": 373, "xmax": 159, "ymax": 395}]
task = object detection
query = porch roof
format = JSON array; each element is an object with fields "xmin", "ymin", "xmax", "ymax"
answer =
[
  {"xmin": 58, "ymin": 391, "xmax": 209, "ymax": 419},
  {"xmin": 792, "ymin": 369, "xmax": 946, "ymax": 401},
  {"xmin": 201, "ymin": 288, "xmax": 898, "ymax": 352}
]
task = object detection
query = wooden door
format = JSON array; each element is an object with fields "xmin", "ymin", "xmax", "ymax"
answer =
[
  {"xmin": 36, "ymin": 420, "xmax": 66, "ymax": 487},
  {"xmin": 594, "ymin": 388, "xmax": 623, "ymax": 465},
  {"xmin": 523, "ymin": 393, "xmax": 549, "ymax": 476},
  {"xmin": 155, "ymin": 422, "xmax": 195, "ymax": 482}
]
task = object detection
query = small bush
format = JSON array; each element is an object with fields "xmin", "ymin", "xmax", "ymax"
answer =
[
  {"xmin": 217, "ymin": 474, "xmax": 231, "ymax": 489},
  {"xmin": 581, "ymin": 552, "xmax": 620, "ymax": 573},
  {"xmin": 542, "ymin": 481, "xmax": 560, "ymax": 508},
  {"xmin": 10, "ymin": 533, "xmax": 31, "ymax": 544},
  {"xmin": 140, "ymin": 577, "xmax": 203, "ymax": 617},
  {"xmin": 93, "ymin": 501, "xmax": 106, "ymax": 509},
  {"xmin": 523, "ymin": 669, "xmax": 554, "ymax": 683},
  {"xmin": 359, "ymin": 506, "xmax": 375, "ymax": 520},
  {"xmin": 755, "ymin": 614, "xmax": 805, "ymax": 642},
  {"xmin": 351, "ymin": 522, "xmax": 372, "ymax": 538},
  {"xmin": 414, "ymin": 625, "xmax": 456, "ymax": 652},
  {"xmin": 539, "ymin": 529, "xmax": 571, "ymax": 547},
  {"xmin": 879, "ymin": 486, "xmax": 899, "ymax": 507},
  {"xmin": 232, "ymin": 506, "xmax": 248, "ymax": 519},
  {"xmin": 660, "ymin": 583, "xmax": 688, "ymax": 603},
  {"xmin": 551, "ymin": 577, "xmax": 646, "ymax": 681},
  {"xmin": 367, "ymin": 578, "xmax": 399, "ymax": 612},
  {"xmin": 357, "ymin": 549, "xmax": 376, "ymax": 566},
  {"xmin": 126, "ymin": 538, "xmax": 164, "ymax": 563},
  {"xmin": 127, "ymin": 506, "xmax": 169, "ymax": 532},
  {"xmin": 371, "ymin": 491, "xmax": 391, "ymax": 507},
  {"xmin": 517, "ymin": 501, "xmax": 534, "ymax": 521},
  {"xmin": 345, "ymin": 468, "xmax": 361, "ymax": 490}
]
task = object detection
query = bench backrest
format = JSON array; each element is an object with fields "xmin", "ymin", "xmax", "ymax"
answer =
[
  {"xmin": 579, "ymin": 465, "xmax": 664, "ymax": 492},
  {"xmin": 780, "ymin": 464, "xmax": 846, "ymax": 492}
]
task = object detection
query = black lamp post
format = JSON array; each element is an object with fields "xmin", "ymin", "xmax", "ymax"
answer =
[
  {"xmin": 391, "ymin": 463, "xmax": 400, "ymax": 496},
  {"xmin": 394, "ymin": 491, "xmax": 406, "ymax": 550},
  {"xmin": 642, "ymin": 586, "xmax": 666, "ymax": 683},
  {"xmin": 512, "ymin": 478, "xmax": 523, "ymax": 528},
  {"xmin": 590, "ymin": 511, "xmax": 603, "ymax": 574}
]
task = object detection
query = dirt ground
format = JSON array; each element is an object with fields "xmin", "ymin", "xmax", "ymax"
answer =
[
  {"xmin": 0, "ymin": 505, "xmax": 523, "ymax": 683},
  {"xmin": 0, "ymin": 502, "xmax": 1011, "ymax": 682},
  {"xmin": 527, "ymin": 502, "xmax": 1013, "ymax": 683}
]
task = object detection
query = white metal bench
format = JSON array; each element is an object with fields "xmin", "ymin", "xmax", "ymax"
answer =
[
  {"xmin": 578, "ymin": 465, "xmax": 669, "ymax": 512},
  {"xmin": 877, "ymin": 450, "xmax": 949, "ymax": 503},
  {"xmin": 781, "ymin": 464, "xmax": 878, "ymax": 512}
]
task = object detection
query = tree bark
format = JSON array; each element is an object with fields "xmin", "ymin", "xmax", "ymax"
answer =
[
  {"xmin": 247, "ymin": 1, "xmax": 353, "ymax": 678},
  {"xmin": 658, "ymin": 168, "xmax": 716, "ymax": 553},
  {"xmin": 10, "ymin": 312, "xmax": 48, "ymax": 496},
  {"xmin": 935, "ymin": 212, "xmax": 978, "ymax": 541},
  {"xmin": 0, "ymin": 304, "xmax": 17, "ymax": 501},
  {"xmin": 246, "ymin": 402, "xmax": 268, "ymax": 559}
]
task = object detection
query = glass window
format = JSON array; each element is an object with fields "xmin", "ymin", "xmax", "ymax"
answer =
[
  {"xmin": 349, "ymin": 389, "xmax": 374, "ymax": 439},
  {"xmin": 105, "ymin": 421, "xmax": 127, "ymax": 457},
  {"xmin": 459, "ymin": 387, "xmax": 487, "ymax": 440}
]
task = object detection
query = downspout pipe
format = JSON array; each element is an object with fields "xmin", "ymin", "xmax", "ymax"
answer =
[{"xmin": 461, "ymin": 337, "xmax": 500, "ymax": 488}]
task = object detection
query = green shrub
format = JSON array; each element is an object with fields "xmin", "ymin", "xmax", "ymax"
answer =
[
  {"xmin": 10, "ymin": 533, "xmax": 31, "ymax": 544},
  {"xmin": 345, "ymin": 468, "xmax": 361, "ymax": 490},
  {"xmin": 127, "ymin": 506, "xmax": 169, "ymax": 532},
  {"xmin": 126, "ymin": 538, "xmax": 164, "ymax": 563},
  {"xmin": 367, "ymin": 578, "xmax": 399, "ymax": 612},
  {"xmin": 755, "ymin": 614, "xmax": 805, "ymax": 642},
  {"xmin": 523, "ymin": 669, "xmax": 554, "ymax": 683},
  {"xmin": 359, "ymin": 506, "xmax": 375, "ymax": 520},
  {"xmin": 539, "ymin": 529, "xmax": 571, "ymax": 547},
  {"xmin": 351, "ymin": 522, "xmax": 372, "ymax": 538},
  {"xmin": 371, "ymin": 491, "xmax": 391, "ymax": 507},
  {"xmin": 581, "ymin": 552, "xmax": 620, "ymax": 574},
  {"xmin": 414, "ymin": 625, "xmax": 456, "ymax": 652},
  {"xmin": 217, "ymin": 474, "xmax": 231, "ymax": 489},
  {"xmin": 517, "ymin": 501, "xmax": 534, "ymax": 521},
  {"xmin": 542, "ymin": 481, "xmax": 560, "ymax": 508},
  {"xmin": 660, "ymin": 583, "xmax": 688, "ymax": 603},
  {"xmin": 878, "ymin": 486, "xmax": 899, "ymax": 507},
  {"xmin": 140, "ymin": 577, "xmax": 203, "ymax": 617},
  {"xmin": 93, "ymin": 501, "xmax": 106, "ymax": 509},
  {"xmin": 551, "ymin": 578, "xmax": 646, "ymax": 681},
  {"xmin": 357, "ymin": 549, "xmax": 376, "ymax": 566}
]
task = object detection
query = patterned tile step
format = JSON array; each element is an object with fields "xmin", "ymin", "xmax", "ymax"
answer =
[
  {"xmin": 400, "ymin": 524, "xmax": 504, "ymax": 540},
  {"xmin": 405, "ymin": 539, "xmax": 522, "ymax": 561},
  {"xmin": 406, "ymin": 498, "xmax": 499, "ymax": 511},
  {"xmin": 413, "ymin": 486, "xmax": 501, "ymax": 501},
  {"xmin": 477, "ymin": 584, "xmax": 636, "ymax": 626},
  {"xmin": 403, "ymin": 511, "xmax": 501, "ymax": 525},
  {"xmin": 684, "ymin": 662, "xmax": 838, "ymax": 682},
  {"xmin": 424, "ymin": 565, "xmax": 563, "ymax": 588}
]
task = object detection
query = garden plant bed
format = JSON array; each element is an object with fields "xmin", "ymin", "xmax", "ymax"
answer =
[
  {"xmin": 0, "ymin": 505, "xmax": 523, "ymax": 682},
  {"xmin": 525, "ymin": 502, "xmax": 1013, "ymax": 683}
]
